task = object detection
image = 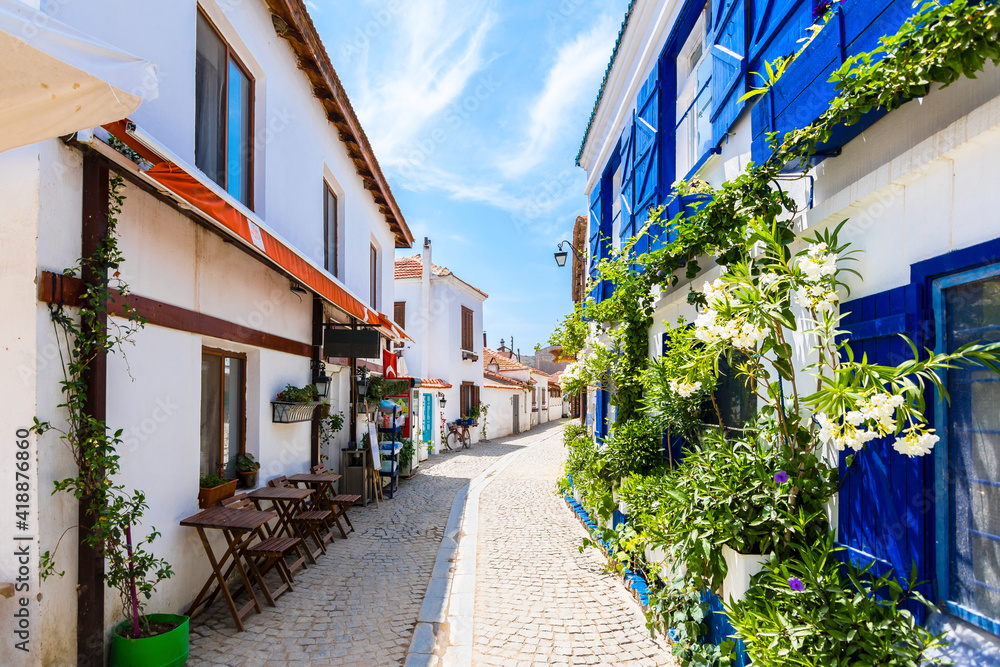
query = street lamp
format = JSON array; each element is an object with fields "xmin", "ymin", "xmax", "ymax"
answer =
[
  {"xmin": 553, "ymin": 240, "xmax": 584, "ymax": 267},
  {"xmin": 437, "ymin": 392, "xmax": 447, "ymax": 408}
]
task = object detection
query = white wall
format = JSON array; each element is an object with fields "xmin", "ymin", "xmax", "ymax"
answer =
[{"xmin": 53, "ymin": 0, "xmax": 401, "ymax": 312}]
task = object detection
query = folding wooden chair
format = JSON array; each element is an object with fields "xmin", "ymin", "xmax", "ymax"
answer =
[
  {"xmin": 312, "ymin": 464, "xmax": 360, "ymax": 538},
  {"xmin": 268, "ymin": 476, "xmax": 333, "ymax": 558},
  {"xmin": 221, "ymin": 493, "xmax": 304, "ymax": 606}
]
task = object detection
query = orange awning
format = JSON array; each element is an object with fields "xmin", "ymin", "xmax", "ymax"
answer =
[{"xmin": 103, "ymin": 120, "xmax": 411, "ymax": 341}]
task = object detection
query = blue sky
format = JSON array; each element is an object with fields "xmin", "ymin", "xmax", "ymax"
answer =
[{"xmin": 311, "ymin": 0, "xmax": 630, "ymax": 352}]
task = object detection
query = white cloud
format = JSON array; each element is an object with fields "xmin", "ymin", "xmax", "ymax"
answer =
[
  {"xmin": 351, "ymin": 0, "xmax": 498, "ymax": 162},
  {"xmin": 498, "ymin": 14, "xmax": 619, "ymax": 178}
]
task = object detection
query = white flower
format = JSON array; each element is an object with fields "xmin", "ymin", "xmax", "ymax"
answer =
[
  {"xmin": 759, "ymin": 272, "xmax": 780, "ymax": 289},
  {"xmin": 731, "ymin": 321, "xmax": 766, "ymax": 351},
  {"xmin": 893, "ymin": 427, "xmax": 940, "ymax": 457},
  {"xmin": 797, "ymin": 243, "xmax": 839, "ymax": 282},
  {"xmin": 669, "ymin": 379, "xmax": 702, "ymax": 398},
  {"xmin": 858, "ymin": 393, "xmax": 904, "ymax": 432}
]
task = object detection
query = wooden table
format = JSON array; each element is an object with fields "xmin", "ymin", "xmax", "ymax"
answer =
[
  {"xmin": 248, "ymin": 486, "xmax": 315, "ymax": 565},
  {"xmin": 288, "ymin": 472, "xmax": 344, "ymax": 541},
  {"xmin": 180, "ymin": 505, "xmax": 275, "ymax": 632}
]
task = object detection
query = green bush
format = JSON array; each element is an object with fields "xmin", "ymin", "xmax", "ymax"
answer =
[
  {"xmin": 727, "ymin": 533, "xmax": 945, "ymax": 666},
  {"xmin": 603, "ymin": 417, "xmax": 664, "ymax": 483}
]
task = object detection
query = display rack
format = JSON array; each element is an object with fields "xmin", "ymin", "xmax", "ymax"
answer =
[{"xmin": 377, "ymin": 401, "xmax": 402, "ymax": 499}]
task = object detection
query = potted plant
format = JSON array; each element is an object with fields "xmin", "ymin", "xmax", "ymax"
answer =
[
  {"xmin": 236, "ymin": 453, "xmax": 260, "ymax": 488},
  {"xmin": 465, "ymin": 403, "xmax": 481, "ymax": 426},
  {"xmin": 198, "ymin": 473, "xmax": 237, "ymax": 509},
  {"xmin": 271, "ymin": 383, "xmax": 321, "ymax": 423},
  {"xmin": 108, "ymin": 519, "xmax": 185, "ymax": 667},
  {"xmin": 399, "ymin": 438, "xmax": 416, "ymax": 478}
]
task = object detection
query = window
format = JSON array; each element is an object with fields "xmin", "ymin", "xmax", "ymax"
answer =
[
  {"xmin": 369, "ymin": 244, "xmax": 379, "ymax": 309},
  {"xmin": 705, "ymin": 353, "xmax": 756, "ymax": 430},
  {"xmin": 675, "ymin": 4, "xmax": 712, "ymax": 178},
  {"xmin": 195, "ymin": 11, "xmax": 254, "ymax": 207},
  {"xmin": 324, "ymin": 185, "xmax": 338, "ymax": 277},
  {"xmin": 200, "ymin": 348, "xmax": 246, "ymax": 478},
  {"xmin": 934, "ymin": 266, "xmax": 1000, "ymax": 629},
  {"xmin": 461, "ymin": 306, "xmax": 474, "ymax": 352},
  {"xmin": 460, "ymin": 382, "xmax": 480, "ymax": 419},
  {"xmin": 394, "ymin": 301, "xmax": 406, "ymax": 329}
]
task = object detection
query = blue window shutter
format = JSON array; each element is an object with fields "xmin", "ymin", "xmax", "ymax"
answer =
[
  {"xmin": 619, "ymin": 117, "xmax": 635, "ymax": 242},
  {"xmin": 633, "ymin": 68, "xmax": 661, "ymax": 234},
  {"xmin": 711, "ymin": 0, "xmax": 748, "ymax": 146},
  {"xmin": 589, "ymin": 186, "xmax": 603, "ymax": 281},
  {"xmin": 839, "ymin": 283, "xmax": 931, "ymax": 622}
]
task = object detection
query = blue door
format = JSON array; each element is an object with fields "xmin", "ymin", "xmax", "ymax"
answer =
[
  {"xmin": 934, "ymin": 265, "xmax": 1000, "ymax": 633},
  {"xmin": 422, "ymin": 393, "xmax": 433, "ymax": 445}
]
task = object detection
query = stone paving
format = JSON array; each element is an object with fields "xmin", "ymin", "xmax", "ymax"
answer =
[
  {"xmin": 472, "ymin": 427, "xmax": 677, "ymax": 666},
  {"xmin": 187, "ymin": 430, "xmax": 536, "ymax": 667}
]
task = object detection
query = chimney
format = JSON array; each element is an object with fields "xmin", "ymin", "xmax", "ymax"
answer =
[
  {"xmin": 421, "ymin": 238, "xmax": 432, "ymax": 378},
  {"xmin": 483, "ymin": 331, "xmax": 487, "ymax": 347}
]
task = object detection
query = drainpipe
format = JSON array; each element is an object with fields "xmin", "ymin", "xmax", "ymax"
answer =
[{"xmin": 421, "ymin": 238, "xmax": 431, "ymax": 378}]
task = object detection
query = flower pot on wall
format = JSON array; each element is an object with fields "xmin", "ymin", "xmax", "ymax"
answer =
[
  {"xmin": 198, "ymin": 479, "xmax": 237, "ymax": 509},
  {"xmin": 238, "ymin": 470, "xmax": 258, "ymax": 488},
  {"xmin": 109, "ymin": 613, "xmax": 189, "ymax": 667},
  {"xmin": 722, "ymin": 545, "xmax": 771, "ymax": 603}
]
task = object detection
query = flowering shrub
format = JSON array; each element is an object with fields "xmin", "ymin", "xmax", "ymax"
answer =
[{"xmin": 726, "ymin": 532, "xmax": 947, "ymax": 666}]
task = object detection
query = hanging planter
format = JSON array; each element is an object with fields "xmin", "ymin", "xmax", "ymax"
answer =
[{"xmin": 271, "ymin": 401, "xmax": 322, "ymax": 423}]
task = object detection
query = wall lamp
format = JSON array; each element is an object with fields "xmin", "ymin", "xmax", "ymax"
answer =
[{"xmin": 553, "ymin": 240, "xmax": 584, "ymax": 267}]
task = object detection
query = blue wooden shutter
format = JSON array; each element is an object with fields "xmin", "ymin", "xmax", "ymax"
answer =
[
  {"xmin": 839, "ymin": 283, "xmax": 931, "ymax": 621},
  {"xmin": 632, "ymin": 68, "xmax": 660, "ymax": 258},
  {"xmin": 711, "ymin": 0, "xmax": 748, "ymax": 146},
  {"xmin": 619, "ymin": 118, "xmax": 635, "ymax": 243},
  {"xmin": 588, "ymin": 186, "xmax": 603, "ymax": 281}
]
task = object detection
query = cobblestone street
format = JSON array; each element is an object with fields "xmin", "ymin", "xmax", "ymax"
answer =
[
  {"xmin": 186, "ymin": 420, "xmax": 673, "ymax": 666},
  {"xmin": 472, "ymin": 426, "xmax": 675, "ymax": 666},
  {"xmin": 187, "ymin": 430, "xmax": 534, "ymax": 666}
]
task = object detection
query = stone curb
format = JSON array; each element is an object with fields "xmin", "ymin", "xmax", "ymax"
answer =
[{"xmin": 404, "ymin": 424, "xmax": 566, "ymax": 667}]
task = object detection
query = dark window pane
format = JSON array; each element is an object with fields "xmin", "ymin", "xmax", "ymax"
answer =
[
  {"xmin": 227, "ymin": 59, "xmax": 252, "ymax": 205},
  {"xmin": 222, "ymin": 357, "xmax": 244, "ymax": 478},
  {"xmin": 325, "ymin": 188, "xmax": 338, "ymax": 276},
  {"xmin": 195, "ymin": 14, "xmax": 226, "ymax": 187},
  {"xmin": 945, "ymin": 275, "xmax": 1000, "ymax": 622},
  {"xmin": 200, "ymin": 353, "xmax": 223, "ymax": 476}
]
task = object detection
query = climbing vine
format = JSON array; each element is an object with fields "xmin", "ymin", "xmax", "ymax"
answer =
[{"xmin": 32, "ymin": 172, "xmax": 173, "ymax": 636}]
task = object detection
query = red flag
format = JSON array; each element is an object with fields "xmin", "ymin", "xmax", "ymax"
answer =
[{"xmin": 382, "ymin": 349, "xmax": 398, "ymax": 378}]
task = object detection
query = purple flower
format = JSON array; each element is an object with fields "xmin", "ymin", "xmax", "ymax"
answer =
[
  {"xmin": 788, "ymin": 577, "xmax": 805, "ymax": 591},
  {"xmin": 774, "ymin": 471, "xmax": 789, "ymax": 484}
]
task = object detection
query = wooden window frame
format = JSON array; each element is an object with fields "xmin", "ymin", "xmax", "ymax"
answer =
[
  {"xmin": 460, "ymin": 306, "xmax": 474, "ymax": 353},
  {"xmin": 196, "ymin": 9, "xmax": 255, "ymax": 209},
  {"xmin": 201, "ymin": 346, "xmax": 248, "ymax": 476},
  {"xmin": 324, "ymin": 184, "xmax": 339, "ymax": 278},
  {"xmin": 394, "ymin": 301, "xmax": 406, "ymax": 330},
  {"xmin": 370, "ymin": 244, "xmax": 379, "ymax": 309},
  {"xmin": 460, "ymin": 382, "xmax": 479, "ymax": 419}
]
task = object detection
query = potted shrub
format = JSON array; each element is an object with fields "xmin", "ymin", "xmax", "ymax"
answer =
[
  {"xmin": 465, "ymin": 403, "xmax": 481, "ymax": 426},
  {"xmin": 198, "ymin": 473, "xmax": 237, "ymax": 509},
  {"xmin": 108, "ymin": 521, "xmax": 185, "ymax": 667},
  {"xmin": 236, "ymin": 453, "xmax": 260, "ymax": 488},
  {"xmin": 399, "ymin": 438, "xmax": 416, "ymax": 478}
]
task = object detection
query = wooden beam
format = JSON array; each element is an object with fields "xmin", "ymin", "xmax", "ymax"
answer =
[
  {"xmin": 78, "ymin": 152, "xmax": 108, "ymax": 667},
  {"xmin": 39, "ymin": 272, "xmax": 312, "ymax": 358}
]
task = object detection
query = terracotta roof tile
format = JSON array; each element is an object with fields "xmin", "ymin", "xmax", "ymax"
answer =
[
  {"xmin": 394, "ymin": 256, "xmax": 488, "ymax": 298},
  {"xmin": 482, "ymin": 347, "xmax": 534, "ymax": 374}
]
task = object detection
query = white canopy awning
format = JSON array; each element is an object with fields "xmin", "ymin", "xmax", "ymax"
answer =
[{"xmin": 0, "ymin": 0, "xmax": 157, "ymax": 153}]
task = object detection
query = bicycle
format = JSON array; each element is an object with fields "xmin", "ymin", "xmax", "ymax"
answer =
[{"xmin": 446, "ymin": 419, "xmax": 473, "ymax": 450}]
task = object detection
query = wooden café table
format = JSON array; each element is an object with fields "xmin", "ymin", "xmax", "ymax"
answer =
[
  {"xmin": 248, "ymin": 486, "xmax": 315, "ymax": 566},
  {"xmin": 287, "ymin": 472, "xmax": 345, "ymax": 541},
  {"xmin": 180, "ymin": 505, "xmax": 276, "ymax": 632}
]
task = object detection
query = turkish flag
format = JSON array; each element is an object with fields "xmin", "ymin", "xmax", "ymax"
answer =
[{"xmin": 382, "ymin": 349, "xmax": 398, "ymax": 378}]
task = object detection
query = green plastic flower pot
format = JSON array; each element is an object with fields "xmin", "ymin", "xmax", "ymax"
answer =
[{"xmin": 110, "ymin": 613, "xmax": 189, "ymax": 667}]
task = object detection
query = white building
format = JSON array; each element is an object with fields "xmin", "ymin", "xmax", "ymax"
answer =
[
  {"xmin": 577, "ymin": 0, "xmax": 1000, "ymax": 659},
  {"xmin": 0, "ymin": 0, "xmax": 413, "ymax": 663},
  {"xmin": 394, "ymin": 241, "xmax": 488, "ymax": 451}
]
